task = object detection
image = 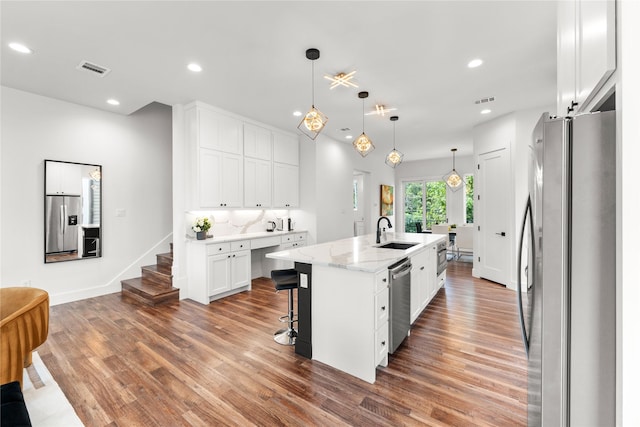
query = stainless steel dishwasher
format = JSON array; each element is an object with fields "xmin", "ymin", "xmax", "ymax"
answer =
[{"xmin": 388, "ymin": 258, "xmax": 412, "ymax": 353}]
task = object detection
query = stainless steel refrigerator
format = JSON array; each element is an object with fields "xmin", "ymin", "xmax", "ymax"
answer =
[
  {"xmin": 517, "ymin": 111, "xmax": 616, "ymax": 426},
  {"xmin": 45, "ymin": 195, "xmax": 81, "ymax": 254}
]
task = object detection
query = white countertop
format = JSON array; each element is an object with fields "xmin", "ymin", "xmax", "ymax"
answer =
[
  {"xmin": 265, "ymin": 232, "xmax": 445, "ymax": 273},
  {"xmin": 188, "ymin": 229, "xmax": 306, "ymax": 244}
]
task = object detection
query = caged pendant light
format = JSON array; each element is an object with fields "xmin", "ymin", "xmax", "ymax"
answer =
[
  {"xmin": 385, "ymin": 115, "xmax": 404, "ymax": 168},
  {"xmin": 353, "ymin": 91, "xmax": 375, "ymax": 157},
  {"xmin": 443, "ymin": 148, "xmax": 463, "ymax": 191},
  {"xmin": 297, "ymin": 48, "xmax": 328, "ymax": 140}
]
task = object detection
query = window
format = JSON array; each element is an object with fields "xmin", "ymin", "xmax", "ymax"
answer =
[
  {"xmin": 403, "ymin": 180, "xmax": 447, "ymax": 232},
  {"xmin": 353, "ymin": 179, "xmax": 358, "ymax": 211},
  {"xmin": 465, "ymin": 174, "xmax": 474, "ymax": 223}
]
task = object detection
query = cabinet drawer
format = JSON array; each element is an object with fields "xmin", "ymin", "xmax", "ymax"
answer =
[
  {"xmin": 206, "ymin": 243, "xmax": 230, "ymax": 255},
  {"xmin": 281, "ymin": 234, "xmax": 294, "ymax": 243},
  {"xmin": 280, "ymin": 241, "xmax": 305, "ymax": 250},
  {"xmin": 375, "ymin": 270, "xmax": 389, "ymax": 293},
  {"xmin": 230, "ymin": 240, "xmax": 250, "ymax": 251},
  {"xmin": 375, "ymin": 289, "xmax": 389, "ymax": 329},
  {"xmin": 294, "ymin": 233, "xmax": 306, "ymax": 242},
  {"xmin": 376, "ymin": 323, "xmax": 389, "ymax": 365},
  {"xmin": 251, "ymin": 236, "xmax": 281, "ymax": 249}
]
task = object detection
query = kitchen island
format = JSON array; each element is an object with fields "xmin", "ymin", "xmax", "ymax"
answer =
[{"xmin": 266, "ymin": 232, "xmax": 445, "ymax": 383}]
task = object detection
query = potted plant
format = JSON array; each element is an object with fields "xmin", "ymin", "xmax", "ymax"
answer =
[{"xmin": 192, "ymin": 217, "xmax": 212, "ymax": 240}]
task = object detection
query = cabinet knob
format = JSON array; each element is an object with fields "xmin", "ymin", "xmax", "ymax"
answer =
[
  {"xmin": 381, "ymin": 306, "xmax": 386, "ymax": 311},
  {"xmin": 382, "ymin": 278, "xmax": 387, "ymax": 282},
  {"xmin": 381, "ymin": 341, "xmax": 386, "ymax": 347},
  {"xmin": 567, "ymin": 100, "xmax": 578, "ymax": 114},
  {"xmin": 232, "ymin": 254, "xmax": 236, "ymax": 257}
]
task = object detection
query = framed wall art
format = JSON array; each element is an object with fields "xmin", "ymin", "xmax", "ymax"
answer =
[{"xmin": 380, "ymin": 184, "xmax": 394, "ymax": 216}]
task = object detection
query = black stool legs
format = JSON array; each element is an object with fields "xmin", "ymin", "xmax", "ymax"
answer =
[{"xmin": 271, "ymin": 269, "xmax": 298, "ymax": 346}]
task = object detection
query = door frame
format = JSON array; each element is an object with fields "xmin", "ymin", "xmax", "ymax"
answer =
[{"xmin": 476, "ymin": 146, "xmax": 514, "ymax": 288}]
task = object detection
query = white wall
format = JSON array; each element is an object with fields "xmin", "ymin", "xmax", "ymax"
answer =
[
  {"xmin": 618, "ymin": 2, "xmax": 640, "ymax": 424},
  {"xmin": 394, "ymin": 155, "xmax": 475, "ymax": 228},
  {"xmin": 0, "ymin": 87, "xmax": 173, "ymax": 305},
  {"xmin": 472, "ymin": 107, "xmax": 551, "ymax": 288},
  {"xmin": 298, "ymin": 133, "xmax": 395, "ymax": 244}
]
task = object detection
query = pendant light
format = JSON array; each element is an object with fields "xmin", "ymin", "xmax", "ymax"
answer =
[
  {"xmin": 353, "ymin": 91, "xmax": 375, "ymax": 157},
  {"xmin": 385, "ymin": 116, "xmax": 404, "ymax": 168},
  {"xmin": 443, "ymin": 148, "xmax": 463, "ymax": 191},
  {"xmin": 297, "ymin": 48, "xmax": 328, "ymax": 140}
]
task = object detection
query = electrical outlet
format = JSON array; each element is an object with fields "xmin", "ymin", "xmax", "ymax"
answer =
[{"xmin": 115, "ymin": 208, "xmax": 126, "ymax": 217}]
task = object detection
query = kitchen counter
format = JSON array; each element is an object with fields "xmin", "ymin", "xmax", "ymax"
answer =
[
  {"xmin": 265, "ymin": 232, "xmax": 445, "ymax": 272},
  {"xmin": 189, "ymin": 229, "xmax": 306, "ymax": 244},
  {"xmin": 265, "ymin": 232, "xmax": 446, "ymax": 384}
]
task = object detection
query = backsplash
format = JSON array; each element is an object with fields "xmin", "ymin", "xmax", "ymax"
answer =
[{"xmin": 185, "ymin": 209, "xmax": 297, "ymax": 238}]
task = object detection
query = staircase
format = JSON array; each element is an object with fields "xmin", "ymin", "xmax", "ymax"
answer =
[{"xmin": 121, "ymin": 243, "xmax": 179, "ymax": 306}]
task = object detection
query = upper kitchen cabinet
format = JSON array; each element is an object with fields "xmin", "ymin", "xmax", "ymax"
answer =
[
  {"xmin": 273, "ymin": 162, "xmax": 299, "ymax": 208},
  {"xmin": 45, "ymin": 160, "xmax": 82, "ymax": 195},
  {"xmin": 199, "ymin": 149, "xmax": 243, "ymax": 208},
  {"xmin": 273, "ymin": 132, "xmax": 299, "ymax": 166},
  {"xmin": 244, "ymin": 123, "xmax": 272, "ymax": 160},
  {"xmin": 198, "ymin": 107, "xmax": 242, "ymax": 154},
  {"xmin": 557, "ymin": 0, "xmax": 616, "ymax": 116}
]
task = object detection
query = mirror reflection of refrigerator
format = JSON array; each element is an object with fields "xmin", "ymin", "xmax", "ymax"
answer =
[{"xmin": 45, "ymin": 195, "xmax": 81, "ymax": 254}]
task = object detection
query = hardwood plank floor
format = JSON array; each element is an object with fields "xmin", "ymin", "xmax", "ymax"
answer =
[{"xmin": 37, "ymin": 260, "xmax": 527, "ymax": 426}]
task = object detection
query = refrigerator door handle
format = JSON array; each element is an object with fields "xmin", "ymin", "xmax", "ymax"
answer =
[
  {"xmin": 517, "ymin": 195, "xmax": 533, "ymax": 356},
  {"xmin": 60, "ymin": 204, "xmax": 65, "ymax": 231}
]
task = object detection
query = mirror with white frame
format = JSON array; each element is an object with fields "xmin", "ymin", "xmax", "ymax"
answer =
[{"xmin": 44, "ymin": 160, "xmax": 102, "ymax": 263}]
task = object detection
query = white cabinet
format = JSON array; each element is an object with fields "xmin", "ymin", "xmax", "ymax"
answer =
[
  {"xmin": 244, "ymin": 157, "xmax": 271, "ymax": 208},
  {"xmin": 184, "ymin": 101, "xmax": 300, "ymax": 209},
  {"xmin": 410, "ymin": 249, "xmax": 429, "ymax": 324},
  {"xmin": 273, "ymin": 163, "xmax": 299, "ymax": 208},
  {"xmin": 273, "ymin": 132, "xmax": 299, "ymax": 165},
  {"xmin": 311, "ymin": 266, "xmax": 389, "ymax": 383},
  {"xmin": 199, "ymin": 149, "xmax": 243, "ymax": 208},
  {"xmin": 45, "ymin": 161, "xmax": 82, "ymax": 195},
  {"xmin": 198, "ymin": 108, "xmax": 242, "ymax": 154},
  {"xmin": 243, "ymin": 123, "xmax": 272, "ymax": 160},
  {"xmin": 188, "ymin": 240, "xmax": 251, "ymax": 304},
  {"xmin": 557, "ymin": 0, "xmax": 616, "ymax": 116},
  {"xmin": 410, "ymin": 244, "xmax": 438, "ymax": 324}
]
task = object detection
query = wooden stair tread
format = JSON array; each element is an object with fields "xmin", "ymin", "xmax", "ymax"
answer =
[
  {"xmin": 156, "ymin": 252, "xmax": 173, "ymax": 259},
  {"xmin": 142, "ymin": 264, "xmax": 172, "ymax": 276},
  {"xmin": 121, "ymin": 278, "xmax": 178, "ymax": 297}
]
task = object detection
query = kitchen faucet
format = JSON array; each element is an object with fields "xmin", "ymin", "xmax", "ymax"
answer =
[{"xmin": 376, "ymin": 216, "xmax": 392, "ymax": 244}]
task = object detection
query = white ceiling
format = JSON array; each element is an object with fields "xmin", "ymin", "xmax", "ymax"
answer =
[{"xmin": 1, "ymin": 1, "xmax": 557, "ymax": 161}]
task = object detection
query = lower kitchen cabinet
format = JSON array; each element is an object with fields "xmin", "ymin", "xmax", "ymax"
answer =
[
  {"xmin": 410, "ymin": 243, "xmax": 439, "ymax": 324},
  {"xmin": 188, "ymin": 240, "xmax": 251, "ymax": 304}
]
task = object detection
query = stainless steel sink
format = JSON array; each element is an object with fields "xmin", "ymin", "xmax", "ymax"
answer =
[{"xmin": 376, "ymin": 242, "xmax": 419, "ymax": 250}]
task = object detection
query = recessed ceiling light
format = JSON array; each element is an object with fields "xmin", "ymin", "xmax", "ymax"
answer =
[
  {"xmin": 345, "ymin": 135, "xmax": 353, "ymax": 140},
  {"xmin": 293, "ymin": 111, "xmax": 302, "ymax": 117},
  {"xmin": 9, "ymin": 42, "xmax": 32, "ymax": 54},
  {"xmin": 107, "ymin": 99, "xmax": 120, "ymax": 106},
  {"xmin": 481, "ymin": 109, "xmax": 491, "ymax": 114},
  {"xmin": 468, "ymin": 58, "xmax": 483, "ymax": 68},
  {"xmin": 187, "ymin": 63, "xmax": 202, "ymax": 72}
]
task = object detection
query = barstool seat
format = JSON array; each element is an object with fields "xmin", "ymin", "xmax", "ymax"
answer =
[{"xmin": 271, "ymin": 269, "xmax": 298, "ymax": 346}]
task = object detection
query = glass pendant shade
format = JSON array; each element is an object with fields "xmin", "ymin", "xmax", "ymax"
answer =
[
  {"xmin": 298, "ymin": 105, "xmax": 328, "ymax": 140},
  {"xmin": 298, "ymin": 48, "xmax": 327, "ymax": 141},
  {"xmin": 354, "ymin": 91, "xmax": 375, "ymax": 156},
  {"xmin": 385, "ymin": 149, "xmax": 404, "ymax": 168},
  {"xmin": 385, "ymin": 115, "xmax": 403, "ymax": 168},
  {"xmin": 354, "ymin": 132, "xmax": 375, "ymax": 157},
  {"xmin": 444, "ymin": 148, "xmax": 463, "ymax": 191}
]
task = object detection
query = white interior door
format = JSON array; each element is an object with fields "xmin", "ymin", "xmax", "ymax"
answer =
[{"xmin": 479, "ymin": 149, "xmax": 510, "ymax": 285}]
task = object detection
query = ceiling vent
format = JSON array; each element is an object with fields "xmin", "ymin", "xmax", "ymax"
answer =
[
  {"xmin": 76, "ymin": 60, "xmax": 111, "ymax": 77},
  {"xmin": 474, "ymin": 96, "xmax": 495, "ymax": 105}
]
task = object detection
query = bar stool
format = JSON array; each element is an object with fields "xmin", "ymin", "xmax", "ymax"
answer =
[{"xmin": 271, "ymin": 268, "xmax": 298, "ymax": 346}]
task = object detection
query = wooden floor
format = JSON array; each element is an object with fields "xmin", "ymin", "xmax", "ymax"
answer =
[{"xmin": 37, "ymin": 261, "xmax": 527, "ymax": 426}]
